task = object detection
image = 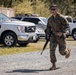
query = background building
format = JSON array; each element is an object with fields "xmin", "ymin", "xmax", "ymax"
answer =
[{"xmin": 0, "ymin": 7, "xmax": 14, "ymax": 17}]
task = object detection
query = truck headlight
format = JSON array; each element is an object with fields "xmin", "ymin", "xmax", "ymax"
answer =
[{"xmin": 17, "ymin": 26, "xmax": 25, "ymax": 33}]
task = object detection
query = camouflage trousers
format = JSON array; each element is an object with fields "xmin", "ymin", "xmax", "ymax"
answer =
[{"xmin": 50, "ymin": 34, "xmax": 66, "ymax": 63}]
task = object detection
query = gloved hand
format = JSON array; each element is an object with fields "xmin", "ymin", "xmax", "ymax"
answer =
[
  {"xmin": 44, "ymin": 29, "xmax": 52, "ymax": 41},
  {"xmin": 45, "ymin": 33, "xmax": 50, "ymax": 41}
]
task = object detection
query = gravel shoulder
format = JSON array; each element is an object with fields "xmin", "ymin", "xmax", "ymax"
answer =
[{"xmin": 0, "ymin": 45, "xmax": 76, "ymax": 75}]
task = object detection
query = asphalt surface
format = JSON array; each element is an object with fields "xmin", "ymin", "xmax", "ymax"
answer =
[{"xmin": 0, "ymin": 45, "xmax": 76, "ymax": 75}]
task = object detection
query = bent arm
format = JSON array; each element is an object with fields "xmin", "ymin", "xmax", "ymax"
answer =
[{"xmin": 60, "ymin": 17, "xmax": 69, "ymax": 33}]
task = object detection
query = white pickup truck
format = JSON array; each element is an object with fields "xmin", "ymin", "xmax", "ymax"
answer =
[
  {"xmin": 0, "ymin": 13, "xmax": 37, "ymax": 47},
  {"xmin": 65, "ymin": 16, "xmax": 76, "ymax": 40}
]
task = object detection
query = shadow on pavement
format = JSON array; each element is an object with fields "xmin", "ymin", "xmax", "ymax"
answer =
[
  {"xmin": 6, "ymin": 67, "xmax": 61, "ymax": 74},
  {"xmin": 6, "ymin": 69, "xmax": 50, "ymax": 73}
]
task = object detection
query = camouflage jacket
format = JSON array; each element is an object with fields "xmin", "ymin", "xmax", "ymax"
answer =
[{"xmin": 47, "ymin": 13, "xmax": 69, "ymax": 36}]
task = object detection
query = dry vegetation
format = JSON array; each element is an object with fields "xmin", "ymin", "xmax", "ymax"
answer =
[
  {"xmin": 0, "ymin": 38, "xmax": 76, "ymax": 56},
  {"xmin": 0, "ymin": 0, "xmax": 76, "ymax": 17}
]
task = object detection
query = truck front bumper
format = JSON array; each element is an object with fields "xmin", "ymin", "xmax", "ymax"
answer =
[
  {"xmin": 17, "ymin": 33, "xmax": 37, "ymax": 42},
  {"xmin": 18, "ymin": 35, "xmax": 29, "ymax": 41}
]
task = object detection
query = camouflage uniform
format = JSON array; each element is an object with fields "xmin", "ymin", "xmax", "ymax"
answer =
[{"xmin": 47, "ymin": 13, "xmax": 69, "ymax": 63}]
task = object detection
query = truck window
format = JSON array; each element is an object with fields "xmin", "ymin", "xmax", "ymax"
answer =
[
  {"xmin": 12, "ymin": 17, "xmax": 22, "ymax": 20},
  {"xmin": 23, "ymin": 18, "xmax": 29, "ymax": 22},
  {"xmin": 23, "ymin": 18, "xmax": 40, "ymax": 24},
  {"xmin": 0, "ymin": 13, "xmax": 10, "ymax": 21}
]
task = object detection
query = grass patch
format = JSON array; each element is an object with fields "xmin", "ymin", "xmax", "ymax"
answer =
[
  {"xmin": 0, "ymin": 41, "xmax": 49, "ymax": 56},
  {"xmin": 0, "ymin": 38, "xmax": 76, "ymax": 56}
]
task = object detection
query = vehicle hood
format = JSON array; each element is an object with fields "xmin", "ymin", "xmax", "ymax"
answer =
[
  {"xmin": 1, "ymin": 20, "xmax": 35, "ymax": 26},
  {"xmin": 36, "ymin": 27, "xmax": 45, "ymax": 34}
]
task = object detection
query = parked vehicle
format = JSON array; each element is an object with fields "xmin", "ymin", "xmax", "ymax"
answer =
[
  {"xmin": 65, "ymin": 16, "xmax": 76, "ymax": 40},
  {"xmin": 0, "ymin": 13, "xmax": 37, "ymax": 47},
  {"xmin": 12, "ymin": 15, "xmax": 48, "ymax": 37}
]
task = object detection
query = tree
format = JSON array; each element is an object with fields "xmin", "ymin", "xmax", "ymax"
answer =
[
  {"xmin": 0, "ymin": 0, "xmax": 76, "ymax": 17},
  {"xmin": 14, "ymin": 0, "xmax": 33, "ymax": 15},
  {"xmin": 0, "ymin": 0, "xmax": 23, "ymax": 7}
]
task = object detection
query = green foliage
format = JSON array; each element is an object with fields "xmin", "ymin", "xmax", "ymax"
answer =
[
  {"xmin": 13, "ymin": 0, "xmax": 50, "ymax": 17},
  {"xmin": 31, "ymin": 1, "xmax": 50, "ymax": 17},
  {"xmin": 14, "ymin": 0, "xmax": 33, "ymax": 15},
  {"xmin": 0, "ymin": 0, "xmax": 76, "ymax": 17}
]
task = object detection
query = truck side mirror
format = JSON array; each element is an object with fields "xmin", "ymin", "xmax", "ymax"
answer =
[{"xmin": 38, "ymin": 21, "xmax": 43, "ymax": 25}]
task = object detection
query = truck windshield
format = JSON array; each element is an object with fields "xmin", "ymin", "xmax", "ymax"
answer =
[
  {"xmin": 0, "ymin": 13, "xmax": 11, "ymax": 22},
  {"xmin": 40, "ymin": 17, "xmax": 48, "ymax": 24}
]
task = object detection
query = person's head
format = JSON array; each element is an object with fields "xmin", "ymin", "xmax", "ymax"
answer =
[{"xmin": 50, "ymin": 4, "xmax": 58, "ymax": 16}]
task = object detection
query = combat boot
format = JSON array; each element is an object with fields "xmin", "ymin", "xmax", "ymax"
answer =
[
  {"xmin": 49, "ymin": 63, "xmax": 56, "ymax": 70},
  {"xmin": 65, "ymin": 48, "xmax": 71, "ymax": 58}
]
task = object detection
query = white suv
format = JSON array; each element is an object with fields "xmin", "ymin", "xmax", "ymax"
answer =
[
  {"xmin": 12, "ymin": 16, "xmax": 47, "ymax": 37},
  {"xmin": 0, "ymin": 13, "xmax": 36, "ymax": 47}
]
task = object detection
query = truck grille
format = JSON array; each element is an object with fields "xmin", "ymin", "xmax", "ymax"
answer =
[{"xmin": 25, "ymin": 26, "xmax": 36, "ymax": 32}]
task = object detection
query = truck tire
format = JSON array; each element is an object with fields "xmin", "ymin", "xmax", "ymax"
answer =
[
  {"xmin": 33, "ymin": 35, "xmax": 40, "ymax": 43},
  {"xmin": 72, "ymin": 30, "xmax": 76, "ymax": 40},
  {"xmin": 18, "ymin": 43, "xmax": 29, "ymax": 46},
  {"xmin": 2, "ymin": 32, "xmax": 17, "ymax": 47}
]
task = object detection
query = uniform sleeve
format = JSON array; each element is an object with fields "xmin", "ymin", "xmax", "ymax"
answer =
[
  {"xmin": 45, "ymin": 18, "xmax": 52, "ymax": 40},
  {"xmin": 60, "ymin": 16, "xmax": 69, "ymax": 33},
  {"xmin": 46, "ymin": 18, "xmax": 52, "ymax": 34}
]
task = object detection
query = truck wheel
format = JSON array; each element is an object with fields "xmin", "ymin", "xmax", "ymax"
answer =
[
  {"xmin": 2, "ymin": 32, "xmax": 17, "ymax": 47},
  {"xmin": 72, "ymin": 30, "xmax": 76, "ymax": 40},
  {"xmin": 18, "ymin": 43, "xmax": 29, "ymax": 46},
  {"xmin": 33, "ymin": 35, "xmax": 40, "ymax": 43},
  {"xmin": 66, "ymin": 35, "xmax": 69, "ymax": 38}
]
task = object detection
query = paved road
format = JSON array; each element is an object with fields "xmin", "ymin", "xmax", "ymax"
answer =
[{"xmin": 0, "ymin": 46, "xmax": 76, "ymax": 75}]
